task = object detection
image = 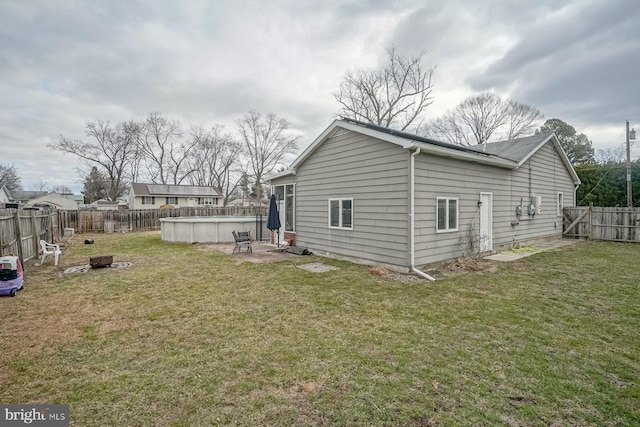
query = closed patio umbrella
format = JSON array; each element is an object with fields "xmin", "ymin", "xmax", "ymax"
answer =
[{"xmin": 267, "ymin": 194, "xmax": 282, "ymax": 247}]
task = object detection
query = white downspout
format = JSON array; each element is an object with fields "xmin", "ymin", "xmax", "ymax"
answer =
[{"xmin": 410, "ymin": 147, "xmax": 436, "ymax": 281}]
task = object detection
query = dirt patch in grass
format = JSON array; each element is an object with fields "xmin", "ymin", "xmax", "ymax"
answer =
[
  {"xmin": 369, "ymin": 266, "xmax": 426, "ymax": 283},
  {"xmin": 425, "ymin": 258, "xmax": 498, "ymax": 278},
  {"xmin": 369, "ymin": 259, "xmax": 500, "ymax": 282}
]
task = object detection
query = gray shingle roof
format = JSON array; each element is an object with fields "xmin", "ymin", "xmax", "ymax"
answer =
[
  {"xmin": 288, "ymin": 118, "xmax": 579, "ymax": 185},
  {"xmin": 10, "ymin": 190, "xmax": 48, "ymax": 201},
  {"xmin": 342, "ymin": 118, "xmax": 501, "ymax": 159},
  {"xmin": 467, "ymin": 132, "xmax": 554, "ymax": 163},
  {"xmin": 343, "ymin": 118, "xmax": 556, "ymax": 164}
]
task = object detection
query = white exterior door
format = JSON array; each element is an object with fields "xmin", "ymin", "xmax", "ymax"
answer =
[{"xmin": 479, "ymin": 192, "xmax": 493, "ymax": 252}]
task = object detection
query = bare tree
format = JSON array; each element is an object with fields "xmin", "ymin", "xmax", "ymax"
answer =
[
  {"xmin": 335, "ymin": 45, "xmax": 435, "ymax": 132},
  {"xmin": 505, "ymin": 100, "xmax": 544, "ymax": 139},
  {"xmin": 186, "ymin": 125, "xmax": 243, "ymax": 206},
  {"xmin": 424, "ymin": 92, "xmax": 543, "ymax": 145},
  {"xmin": 52, "ymin": 185, "xmax": 73, "ymax": 194},
  {"xmin": 137, "ymin": 112, "xmax": 197, "ymax": 184},
  {"xmin": 51, "ymin": 120, "xmax": 138, "ymax": 200},
  {"xmin": 456, "ymin": 92, "xmax": 510, "ymax": 145},
  {"xmin": 427, "ymin": 113, "xmax": 475, "ymax": 146},
  {"xmin": 237, "ymin": 110, "xmax": 299, "ymax": 201},
  {"xmin": 596, "ymin": 146, "xmax": 625, "ymax": 164},
  {"xmin": 31, "ymin": 179, "xmax": 49, "ymax": 192},
  {"xmin": 0, "ymin": 163, "xmax": 23, "ymax": 193}
]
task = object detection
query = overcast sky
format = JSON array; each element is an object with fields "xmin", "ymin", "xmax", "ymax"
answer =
[{"xmin": 1, "ymin": 0, "xmax": 639, "ymax": 194}]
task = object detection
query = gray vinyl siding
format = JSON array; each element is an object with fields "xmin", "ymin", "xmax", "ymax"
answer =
[
  {"xmin": 295, "ymin": 130, "xmax": 409, "ymax": 266},
  {"xmin": 413, "ymin": 141, "xmax": 576, "ymax": 265},
  {"xmin": 413, "ymin": 154, "xmax": 511, "ymax": 265},
  {"xmin": 507, "ymin": 142, "xmax": 575, "ymax": 241}
]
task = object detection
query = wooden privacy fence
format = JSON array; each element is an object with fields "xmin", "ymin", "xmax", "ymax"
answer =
[
  {"xmin": 0, "ymin": 209, "xmax": 60, "ymax": 265},
  {"xmin": 0, "ymin": 206, "xmax": 266, "ymax": 265},
  {"xmin": 563, "ymin": 205, "xmax": 640, "ymax": 242},
  {"xmin": 57, "ymin": 206, "xmax": 268, "ymax": 234}
]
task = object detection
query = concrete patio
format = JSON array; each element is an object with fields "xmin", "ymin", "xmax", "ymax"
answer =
[
  {"xmin": 201, "ymin": 241, "xmax": 301, "ymax": 263},
  {"xmin": 484, "ymin": 239, "xmax": 578, "ymax": 262}
]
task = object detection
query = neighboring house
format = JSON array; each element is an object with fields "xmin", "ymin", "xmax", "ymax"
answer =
[
  {"xmin": 129, "ymin": 183, "xmax": 222, "ymax": 210},
  {"xmin": 66, "ymin": 194, "xmax": 85, "ymax": 206},
  {"xmin": 25, "ymin": 192, "xmax": 82, "ymax": 210},
  {"xmin": 0, "ymin": 182, "xmax": 12, "ymax": 204},
  {"xmin": 10, "ymin": 190, "xmax": 48, "ymax": 206},
  {"xmin": 93, "ymin": 199, "xmax": 119, "ymax": 211},
  {"xmin": 268, "ymin": 118, "xmax": 580, "ymax": 274}
]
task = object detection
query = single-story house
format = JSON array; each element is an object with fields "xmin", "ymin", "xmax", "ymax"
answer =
[
  {"xmin": 10, "ymin": 190, "xmax": 48, "ymax": 206},
  {"xmin": 24, "ymin": 192, "xmax": 82, "ymax": 210},
  {"xmin": 129, "ymin": 183, "xmax": 222, "ymax": 210},
  {"xmin": 268, "ymin": 118, "xmax": 580, "ymax": 277}
]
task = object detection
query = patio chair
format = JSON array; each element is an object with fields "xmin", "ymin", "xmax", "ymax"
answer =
[
  {"xmin": 40, "ymin": 240, "xmax": 62, "ymax": 266},
  {"xmin": 232, "ymin": 230, "xmax": 252, "ymax": 254}
]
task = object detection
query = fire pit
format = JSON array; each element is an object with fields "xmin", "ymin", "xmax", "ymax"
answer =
[{"xmin": 90, "ymin": 255, "xmax": 113, "ymax": 269}]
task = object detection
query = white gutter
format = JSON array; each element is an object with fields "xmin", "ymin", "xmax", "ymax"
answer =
[
  {"xmin": 410, "ymin": 147, "xmax": 436, "ymax": 281},
  {"xmin": 407, "ymin": 143, "xmax": 517, "ymax": 169}
]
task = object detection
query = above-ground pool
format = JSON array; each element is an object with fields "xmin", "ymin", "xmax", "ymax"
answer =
[{"xmin": 160, "ymin": 216, "xmax": 266, "ymax": 243}]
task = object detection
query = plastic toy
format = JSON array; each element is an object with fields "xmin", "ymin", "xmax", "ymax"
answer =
[{"xmin": 0, "ymin": 255, "xmax": 24, "ymax": 297}]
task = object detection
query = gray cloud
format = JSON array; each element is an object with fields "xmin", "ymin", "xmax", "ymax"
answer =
[
  {"xmin": 468, "ymin": 0, "xmax": 640, "ymax": 126},
  {"xmin": 1, "ymin": 0, "xmax": 638, "ymax": 192}
]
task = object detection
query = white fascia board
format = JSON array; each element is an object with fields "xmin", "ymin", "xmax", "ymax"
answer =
[
  {"xmin": 516, "ymin": 133, "xmax": 581, "ymax": 185},
  {"xmin": 517, "ymin": 133, "xmax": 554, "ymax": 166},
  {"xmin": 266, "ymin": 169, "xmax": 296, "ymax": 182}
]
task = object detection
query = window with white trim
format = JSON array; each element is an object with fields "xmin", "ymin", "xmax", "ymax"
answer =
[
  {"xmin": 199, "ymin": 197, "xmax": 218, "ymax": 205},
  {"xmin": 557, "ymin": 192, "xmax": 563, "ymax": 216},
  {"xmin": 436, "ymin": 197, "xmax": 458, "ymax": 232},
  {"xmin": 328, "ymin": 198, "xmax": 353, "ymax": 230},
  {"xmin": 142, "ymin": 196, "xmax": 155, "ymax": 205},
  {"xmin": 166, "ymin": 197, "xmax": 178, "ymax": 205}
]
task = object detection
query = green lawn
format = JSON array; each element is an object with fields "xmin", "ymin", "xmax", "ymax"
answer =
[{"xmin": 1, "ymin": 233, "xmax": 639, "ymax": 426}]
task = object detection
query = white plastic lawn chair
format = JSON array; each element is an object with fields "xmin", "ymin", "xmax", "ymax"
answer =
[{"xmin": 40, "ymin": 240, "xmax": 61, "ymax": 266}]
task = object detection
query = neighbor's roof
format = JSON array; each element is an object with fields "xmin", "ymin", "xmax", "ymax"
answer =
[
  {"xmin": 131, "ymin": 183, "xmax": 221, "ymax": 197},
  {"xmin": 10, "ymin": 190, "xmax": 48, "ymax": 201},
  {"xmin": 271, "ymin": 118, "xmax": 579, "ymax": 185},
  {"xmin": 24, "ymin": 192, "xmax": 80, "ymax": 209},
  {"xmin": 0, "ymin": 182, "xmax": 11, "ymax": 195}
]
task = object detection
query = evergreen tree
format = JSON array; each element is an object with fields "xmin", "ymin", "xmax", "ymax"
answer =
[
  {"xmin": 82, "ymin": 166, "xmax": 107, "ymax": 203},
  {"xmin": 536, "ymin": 118, "xmax": 594, "ymax": 165}
]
